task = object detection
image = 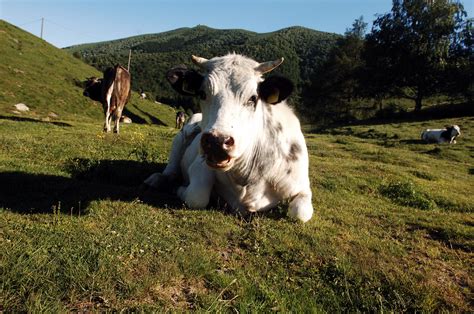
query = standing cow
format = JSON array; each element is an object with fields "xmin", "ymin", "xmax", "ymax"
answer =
[
  {"xmin": 144, "ymin": 54, "xmax": 313, "ymax": 222},
  {"xmin": 83, "ymin": 65, "xmax": 131, "ymax": 133},
  {"xmin": 176, "ymin": 111, "xmax": 186, "ymax": 129}
]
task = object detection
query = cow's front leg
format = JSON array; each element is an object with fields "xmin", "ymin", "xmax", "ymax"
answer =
[
  {"xmin": 288, "ymin": 190, "xmax": 313, "ymax": 223},
  {"xmin": 143, "ymin": 122, "xmax": 201, "ymax": 189},
  {"xmin": 177, "ymin": 156, "xmax": 215, "ymax": 208}
]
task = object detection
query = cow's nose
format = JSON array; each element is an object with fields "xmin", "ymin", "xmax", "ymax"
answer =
[
  {"xmin": 83, "ymin": 91, "xmax": 89, "ymax": 97},
  {"xmin": 201, "ymin": 132, "xmax": 235, "ymax": 152}
]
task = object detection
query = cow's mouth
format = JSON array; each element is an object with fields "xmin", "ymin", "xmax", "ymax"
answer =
[{"xmin": 204, "ymin": 153, "xmax": 234, "ymax": 170}]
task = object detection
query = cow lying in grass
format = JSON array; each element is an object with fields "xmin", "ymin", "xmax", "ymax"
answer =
[
  {"xmin": 83, "ymin": 65, "xmax": 131, "ymax": 133},
  {"xmin": 144, "ymin": 54, "xmax": 313, "ymax": 222},
  {"xmin": 421, "ymin": 125, "xmax": 461, "ymax": 144}
]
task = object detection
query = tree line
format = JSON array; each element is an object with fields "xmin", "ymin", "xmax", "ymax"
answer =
[
  {"xmin": 70, "ymin": 0, "xmax": 472, "ymax": 125},
  {"xmin": 305, "ymin": 0, "xmax": 472, "ymax": 124}
]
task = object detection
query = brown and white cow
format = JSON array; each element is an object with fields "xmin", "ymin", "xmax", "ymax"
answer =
[
  {"xmin": 144, "ymin": 54, "xmax": 313, "ymax": 222},
  {"xmin": 83, "ymin": 65, "xmax": 131, "ymax": 133}
]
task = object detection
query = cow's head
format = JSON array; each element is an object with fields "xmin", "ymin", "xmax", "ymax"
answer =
[
  {"xmin": 451, "ymin": 125, "xmax": 461, "ymax": 138},
  {"xmin": 83, "ymin": 77, "xmax": 103, "ymax": 101},
  {"xmin": 167, "ymin": 54, "xmax": 293, "ymax": 171}
]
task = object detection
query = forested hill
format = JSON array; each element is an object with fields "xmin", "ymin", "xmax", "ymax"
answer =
[{"xmin": 65, "ymin": 25, "xmax": 340, "ymax": 111}]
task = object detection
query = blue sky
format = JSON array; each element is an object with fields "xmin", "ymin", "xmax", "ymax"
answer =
[{"xmin": 1, "ymin": 0, "xmax": 472, "ymax": 48}]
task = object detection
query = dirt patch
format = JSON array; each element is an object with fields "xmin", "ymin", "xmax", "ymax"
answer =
[
  {"xmin": 406, "ymin": 223, "xmax": 472, "ymax": 253},
  {"xmin": 151, "ymin": 277, "xmax": 208, "ymax": 310}
]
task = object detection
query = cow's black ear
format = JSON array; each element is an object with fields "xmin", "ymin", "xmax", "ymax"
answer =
[
  {"xmin": 166, "ymin": 66, "xmax": 204, "ymax": 97},
  {"xmin": 258, "ymin": 76, "xmax": 293, "ymax": 104}
]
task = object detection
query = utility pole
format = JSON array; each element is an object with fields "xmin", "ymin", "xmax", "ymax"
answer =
[
  {"xmin": 40, "ymin": 17, "xmax": 44, "ymax": 39},
  {"xmin": 127, "ymin": 49, "xmax": 132, "ymax": 72}
]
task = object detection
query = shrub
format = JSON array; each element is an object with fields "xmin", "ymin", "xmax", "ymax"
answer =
[{"xmin": 379, "ymin": 181, "xmax": 436, "ymax": 210}]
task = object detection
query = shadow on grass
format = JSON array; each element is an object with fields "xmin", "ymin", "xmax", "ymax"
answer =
[
  {"xmin": 0, "ymin": 115, "xmax": 72, "ymax": 127},
  {"xmin": 121, "ymin": 106, "xmax": 168, "ymax": 126},
  {"xmin": 135, "ymin": 106, "xmax": 168, "ymax": 126},
  {"xmin": 310, "ymin": 102, "xmax": 473, "ymax": 133},
  {"xmin": 399, "ymin": 139, "xmax": 425, "ymax": 145},
  {"xmin": 0, "ymin": 160, "xmax": 183, "ymax": 215},
  {"xmin": 1, "ymin": 158, "xmax": 289, "ymax": 220},
  {"xmin": 406, "ymin": 223, "xmax": 472, "ymax": 252},
  {"xmin": 122, "ymin": 108, "xmax": 147, "ymax": 124}
]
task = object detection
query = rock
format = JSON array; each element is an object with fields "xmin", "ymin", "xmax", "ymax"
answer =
[
  {"xmin": 121, "ymin": 115, "xmax": 132, "ymax": 124},
  {"xmin": 14, "ymin": 103, "xmax": 29, "ymax": 112}
]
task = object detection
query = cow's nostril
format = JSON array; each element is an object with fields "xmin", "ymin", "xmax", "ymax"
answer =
[
  {"xmin": 201, "ymin": 132, "xmax": 234, "ymax": 152},
  {"xmin": 224, "ymin": 137, "xmax": 234, "ymax": 148},
  {"xmin": 201, "ymin": 133, "xmax": 216, "ymax": 150}
]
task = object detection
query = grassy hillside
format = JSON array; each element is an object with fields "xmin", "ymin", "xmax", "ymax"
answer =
[
  {"xmin": 65, "ymin": 25, "xmax": 339, "ymax": 111},
  {"xmin": 0, "ymin": 20, "xmax": 102, "ymax": 121},
  {"xmin": 0, "ymin": 20, "xmax": 176, "ymax": 126},
  {"xmin": 0, "ymin": 113, "xmax": 472, "ymax": 311}
]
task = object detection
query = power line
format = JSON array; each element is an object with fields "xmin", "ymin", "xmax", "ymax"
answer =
[
  {"xmin": 17, "ymin": 18, "xmax": 43, "ymax": 27},
  {"xmin": 15, "ymin": 17, "xmax": 105, "ymax": 45},
  {"xmin": 43, "ymin": 18, "xmax": 104, "ymax": 43}
]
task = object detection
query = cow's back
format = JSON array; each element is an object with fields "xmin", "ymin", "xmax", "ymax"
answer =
[
  {"xmin": 102, "ymin": 65, "xmax": 131, "ymax": 111},
  {"xmin": 113, "ymin": 66, "xmax": 131, "ymax": 107}
]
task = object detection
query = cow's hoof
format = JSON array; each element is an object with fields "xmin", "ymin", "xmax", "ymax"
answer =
[
  {"xmin": 231, "ymin": 207, "xmax": 253, "ymax": 221},
  {"xmin": 143, "ymin": 173, "xmax": 167, "ymax": 189},
  {"xmin": 288, "ymin": 196, "xmax": 313, "ymax": 223}
]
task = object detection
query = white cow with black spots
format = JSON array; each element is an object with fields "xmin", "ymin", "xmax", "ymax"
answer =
[
  {"xmin": 421, "ymin": 125, "xmax": 461, "ymax": 144},
  {"xmin": 144, "ymin": 54, "xmax": 313, "ymax": 222}
]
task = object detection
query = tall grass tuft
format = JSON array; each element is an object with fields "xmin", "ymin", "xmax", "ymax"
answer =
[{"xmin": 379, "ymin": 181, "xmax": 436, "ymax": 210}]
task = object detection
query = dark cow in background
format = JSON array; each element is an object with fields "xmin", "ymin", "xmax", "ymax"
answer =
[
  {"xmin": 83, "ymin": 65, "xmax": 131, "ymax": 133},
  {"xmin": 176, "ymin": 111, "xmax": 186, "ymax": 129}
]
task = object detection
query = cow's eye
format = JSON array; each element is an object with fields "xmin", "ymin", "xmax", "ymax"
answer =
[
  {"xmin": 247, "ymin": 95, "xmax": 257, "ymax": 106},
  {"xmin": 199, "ymin": 91, "xmax": 206, "ymax": 100}
]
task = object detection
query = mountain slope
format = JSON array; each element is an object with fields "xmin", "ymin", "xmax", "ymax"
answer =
[
  {"xmin": 0, "ymin": 20, "xmax": 176, "ymax": 126},
  {"xmin": 66, "ymin": 25, "xmax": 340, "ymax": 111},
  {"xmin": 0, "ymin": 20, "xmax": 104, "ymax": 121}
]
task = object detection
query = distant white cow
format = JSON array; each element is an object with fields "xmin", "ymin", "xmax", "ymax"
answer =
[
  {"xmin": 421, "ymin": 125, "xmax": 461, "ymax": 144},
  {"xmin": 144, "ymin": 53, "xmax": 313, "ymax": 222}
]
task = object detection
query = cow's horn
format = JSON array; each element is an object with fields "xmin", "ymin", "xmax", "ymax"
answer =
[
  {"xmin": 255, "ymin": 57, "xmax": 284, "ymax": 74},
  {"xmin": 191, "ymin": 55, "xmax": 208, "ymax": 68}
]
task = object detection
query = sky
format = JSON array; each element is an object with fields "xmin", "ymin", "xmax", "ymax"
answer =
[{"xmin": 1, "ymin": 0, "xmax": 472, "ymax": 48}]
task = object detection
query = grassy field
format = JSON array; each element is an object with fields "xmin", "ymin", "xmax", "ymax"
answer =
[
  {"xmin": 0, "ymin": 114, "xmax": 472, "ymax": 312},
  {"xmin": 1, "ymin": 18, "xmax": 473, "ymax": 312}
]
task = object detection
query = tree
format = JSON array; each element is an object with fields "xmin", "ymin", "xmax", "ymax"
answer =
[
  {"xmin": 346, "ymin": 15, "xmax": 368, "ymax": 39},
  {"xmin": 304, "ymin": 17, "xmax": 367, "ymax": 123},
  {"xmin": 445, "ymin": 16, "xmax": 473, "ymax": 101},
  {"xmin": 364, "ymin": 0, "xmax": 469, "ymax": 111}
]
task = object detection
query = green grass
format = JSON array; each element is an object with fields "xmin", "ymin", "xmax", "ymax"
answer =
[{"xmin": 1, "ymin": 115, "xmax": 473, "ymax": 312}]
